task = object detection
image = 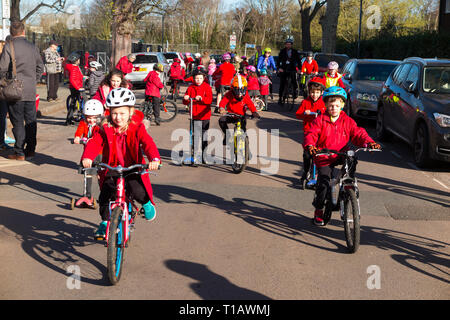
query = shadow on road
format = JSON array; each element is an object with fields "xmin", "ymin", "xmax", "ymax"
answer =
[
  {"xmin": 155, "ymin": 183, "xmax": 450, "ymax": 284},
  {"xmin": 0, "ymin": 206, "xmax": 108, "ymax": 286},
  {"xmin": 165, "ymin": 259, "xmax": 272, "ymax": 300}
]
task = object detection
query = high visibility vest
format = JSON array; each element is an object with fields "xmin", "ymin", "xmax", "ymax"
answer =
[{"xmin": 325, "ymin": 72, "xmax": 342, "ymax": 88}]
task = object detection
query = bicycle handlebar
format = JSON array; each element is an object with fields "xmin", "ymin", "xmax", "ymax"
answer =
[
  {"xmin": 96, "ymin": 163, "xmax": 162, "ymax": 172},
  {"xmin": 315, "ymin": 148, "xmax": 382, "ymax": 157},
  {"xmin": 70, "ymin": 138, "xmax": 88, "ymax": 145},
  {"xmin": 225, "ymin": 112, "xmax": 254, "ymax": 119}
]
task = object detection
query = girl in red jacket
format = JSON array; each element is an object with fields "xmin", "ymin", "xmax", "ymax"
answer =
[
  {"xmin": 93, "ymin": 69, "xmax": 130, "ymax": 106},
  {"xmin": 65, "ymin": 53, "xmax": 86, "ymax": 125},
  {"xmin": 183, "ymin": 69, "xmax": 213, "ymax": 164},
  {"xmin": 246, "ymin": 66, "xmax": 260, "ymax": 98},
  {"xmin": 81, "ymin": 88, "xmax": 161, "ymax": 238},
  {"xmin": 144, "ymin": 63, "xmax": 165, "ymax": 125},
  {"xmin": 218, "ymin": 75, "xmax": 260, "ymax": 145},
  {"xmin": 295, "ymin": 77, "xmax": 326, "ymax": 188},
  {"xmin": 304, "ymin": 86, "xmax": 380, "ymax": 226},
  {"xmin": 258, "ymin": 69, "xmax": 271, "ymax": 110}
]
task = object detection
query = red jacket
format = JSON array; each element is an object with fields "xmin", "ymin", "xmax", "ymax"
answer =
[
  {"xmin": 65, "ymin": 63, "xmax": 84, "ymax": 90},
  {"xmin": 169, "ymin": 62, "xmax": 185, "ymax": 80},
  {"xmin": 295, "ymin": 96, "xmax": 326, "ymax": 137},
  {"xmin": 258, "ymin": 76, "xmax": 271, "ymax": 96},
  {"xmin": 214, "ymin": 62, "xmax": 236, "ymax": 86},
  {"xmin": 301, "ymin": 60, "xmax": 319, "ymax": 74},
  {"xmin": 82, "ymin": 120, "xmax": 160, "ymax": 205},
  {"xmin": 219, "ymin": 91, "xmax": 257, "ymax": 115},
  {"xmin": 304, "ymin": 111, "xmax": 374, "ymax": 167},
  {"xmin": 93, "ymin": 84, "xmax": 112, "ymax": 105},
  {"xmin": 322, "ymin": 72, "xmax": 346, "ymax": 89},
  {"xmin": 182, "ymin": 82, "xmax": 213, "ymax": 120},
  {"xmin": 144, "ymin": 71, "xmax": 164, "ymax": 97},
  {"xmin": 247, "ymin": 75, "xmax": 260, "ymax": 91},
  {"xmin": 115, "ymin": 56, "xmax": 134, "ymax": 75},
  {"xmin": 74, "ymin": 120, "xmax": 100, "ymax": 139}
]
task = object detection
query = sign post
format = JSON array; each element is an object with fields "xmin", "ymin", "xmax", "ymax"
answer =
[
  {"xmin": 2, "ymin": 0, "xmax": 10, "ymax": 41},
  {"xmin": 229, "ymin": 33, "xmax": 236, "ymax": 51},
  {"xmin": 244, "ymin": 43, "xmax": 255, "ymax": 58}
]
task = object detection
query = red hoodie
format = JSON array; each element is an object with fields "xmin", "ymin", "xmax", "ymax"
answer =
[
  {"xmin": 304, "ymin": 111, "xmax": 374, "ymax": 167},
  {"xmin": 295, "ymin": 96, "xmax": 326, "ymax": 137},
  {"xmin": 214, "ymin": 62, "xmax": 236, "ymax": 86},
  {"xmin": 65, "ymin": 63, "xmax": 84, "ymax": 90},
  {"xmin": 182, "ymin": 82, "xmax": 213, "ymax": 120},
  {"xmin": 219, "ymin": 91, "xmax": 257, "ymax": 115},
  {"xmin": 115, "ymin": 56, "xmax": 134, "ymax": 75},
  {"xmin": 144, "ymin": 71, "xmax": 164, "ymax": 97},
  {"xmin": 247, "ymin": 75, "xmax": 260, "ymax": 91},
  {"xmin": 169, "ymin": 62, "xmax": 185, "ymax": 80}
]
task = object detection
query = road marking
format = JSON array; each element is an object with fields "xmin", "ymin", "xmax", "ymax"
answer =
[{"xmin": 433, "ymin": 178, "xmax": 449, "ymax": 190}]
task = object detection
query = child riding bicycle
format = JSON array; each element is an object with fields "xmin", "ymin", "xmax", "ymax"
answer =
[
  {"xmin": 168, "ymin": 58, "xmax": 185, "ymax": 99},
  {"xmin": 322, "ymin": 61, "xmax": 346, "ymax": 89},
  {"xmin": 304, "ymin": 86, "xmax": 380, "ymax": 226},
  {"xmin": 65, "ymin": 52, "xmax": 86, "ymax": 125},
  {"xmin": 144, "ymin": 63, "xmax": 165, "ymax": 125},
  {"xmin": 299, "ymin": 51, "xmax": 318, "ymax": 97},
  {"xmin": 182, "ymin": 68, "xmax": 213, "ymax": 164},
  {"xmin": 295, "ymin": 77, "xmax": 326, "ymax": 188},
  {"xmin": 218, "ymin": 75, "xmax": 260, "ymax": 145},
  {"xmin": 81, "ymin": 88, "xmax": 161, "ymax": 239}
]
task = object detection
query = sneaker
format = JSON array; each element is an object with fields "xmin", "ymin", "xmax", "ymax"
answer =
[
  {"xmin": 0, "ymin": 143, "xmax": 13, "ymax": 150},
  {"xmin": 4, "ymin": 136, "xmax": 15, "ymax": 144},
  {"xmin": 142, "ymin": 201, "xmax": 156, "ymax": 221},
  {"xmin": 314, "ymin": 209, "xmax": 325, "ymax": 226},
  {"xmin": 94, "ymin": 221, "xmax": 108, "ymax": 238}
]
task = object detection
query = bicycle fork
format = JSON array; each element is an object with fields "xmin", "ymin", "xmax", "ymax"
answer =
[{"xmin": 106, "ymin": 176, "xmax": 129, "ymax": 247}]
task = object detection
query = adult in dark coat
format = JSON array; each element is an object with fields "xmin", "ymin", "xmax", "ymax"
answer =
[
  {"xmin": 0, "ymin": 21, "xmax": 44, "ymax": 160},
  {"xmin": 277, "ymin": 38, "xmax": 301, "ymax": 105}
]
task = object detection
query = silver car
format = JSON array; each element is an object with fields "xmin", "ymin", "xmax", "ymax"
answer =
[
  {"xmin": 125, "ymin": 52, "xmax": 170, "ymax": 86},
  {"xmin": 342, "ymin": 59, "xmax": 400, "ymax": 119}
]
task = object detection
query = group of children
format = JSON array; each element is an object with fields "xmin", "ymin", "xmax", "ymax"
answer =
[{"xmin": 66, "ymin": 48, "xmax": 380, "ymax": 237}]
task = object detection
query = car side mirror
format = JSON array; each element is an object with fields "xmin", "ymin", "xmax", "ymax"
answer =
[{"xmin": 404, "ymin": 80, "xmax": 416, "ymax": 93}]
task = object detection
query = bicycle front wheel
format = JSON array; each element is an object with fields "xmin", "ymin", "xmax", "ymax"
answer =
[
  {"xmin": 254, "ymin": 98, "xmax": 265, "ymax": 111},
  {"xmin": 232, "ymin": 134, "xmax": 249, "ymax": 174},
  {"xmin": 343, "ymin": 189, "xmax": 360, "ymax": 253},
  {"xmin": 107, "ymin": 207, "xmax": 125, "ymax": 285},
  {"xmin": 159, "ymin": 99, "xmax": 178, "ymax": 122}
]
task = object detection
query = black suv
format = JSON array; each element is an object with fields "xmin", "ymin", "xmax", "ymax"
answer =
[{"xmin": 376, "ymin": 57, "xmax": 450, "ymax": 167}]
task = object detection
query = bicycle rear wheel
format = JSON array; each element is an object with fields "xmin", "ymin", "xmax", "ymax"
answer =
[
  {"xmin": 107, "ymin": 207, "xmax": 125, "ymax": 285},
  {"xmin": 159, "ymin": 99, "xmax": 178, "ymax": 122},
  {"xmin": 232, "ymin": 135, "xmax": 249, "ymax": 174},
  {"xmin": 254, "ymin": 98, "xmax": 265, "ymax": 111},
  {"xmin": 343, "ymin": 189, "xmax": 360, "ymax": 253}
]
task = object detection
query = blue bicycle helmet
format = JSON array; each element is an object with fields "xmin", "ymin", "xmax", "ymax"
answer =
[{"xmin": 323, "ymin": 86, "xmax": 347, "ymax": 101}]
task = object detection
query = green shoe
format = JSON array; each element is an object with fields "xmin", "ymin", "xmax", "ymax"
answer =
[
  {"xmin": 94, "ymin": 221, "xmax": 107, "ymax": 238},
  {"xmin": 142, "ymin": 201, "xmax": 156, "ymax": 221}
]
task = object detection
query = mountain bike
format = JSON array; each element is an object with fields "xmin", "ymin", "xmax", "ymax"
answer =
[
  {"xmin": 95, "ymin": 162, "xmax": 160, "ymax": 285},
  {"xmin": 66, "ymin": 88, "xmax": 86, "ymax": 124},
  {"xmin": 140, "ymin": 95, "xmax": 178, "ymax": 123},
  {"xmin": 225, "ymin": 112, "xmax": 255, "ymax": 174},
  {"xmin": 315, "ymin": 147, "xmax": 381, "ymax": 253},
  {"xmin": 280, "ymin": 71, "xmax": 297, "ymax": 110}
]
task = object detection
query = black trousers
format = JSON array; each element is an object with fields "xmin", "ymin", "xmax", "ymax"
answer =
[
  {"xmin": 0, "ymin": 99, "xmax": 8, "ymax": 145},
  {"xmin": 67, "ymin": 88, "xmax": 81, "ymax": 122},
  {"xmin": 98, "ymin": 172, "xmax": 149, "ymax": 221},
  {"xmin": 279, "ymin": 72, "xmax": 298, "ymax": 99},
  {"xmin": 47, "ymin": 73, "xmax": 59, "ymax": 100},
  {"xmin": 146, "ymin": 96, "xmax": 160, "ymax": 119},
  {"xmin": 7, "ymin": 101, "xmax": 37, "ymax": 156},
  {"xmin": 302, "ymin": 149, "xmax": 313, "ymax": 179},
  {"xmin": 219, "ymin": 116, "xmax": 247, "ymax": 134}
]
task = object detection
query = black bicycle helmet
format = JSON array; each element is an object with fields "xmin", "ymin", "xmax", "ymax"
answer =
[{"xmin": 67, "ymin": 52, "xmax": 81, "ymax": 64}]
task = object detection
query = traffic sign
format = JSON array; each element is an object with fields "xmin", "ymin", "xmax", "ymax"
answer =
[
  {"xmin": 2, "ymin": 0, "xmax": 10, "ymax": 19},
  {"xmin": 230, "ymin": 34, "xmax": 237, "ymax": 50}
]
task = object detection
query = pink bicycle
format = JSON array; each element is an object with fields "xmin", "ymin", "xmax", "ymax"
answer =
[{"xmin": 96, "ymin": 162, "xmax": 159, "ymax": 285}]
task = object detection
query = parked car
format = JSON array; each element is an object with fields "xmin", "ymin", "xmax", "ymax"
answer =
[
  {"xmin": 314, "ymin": 53, "xmax": 350, "ymax": 73},
  {"xmin": 376, "ymin": 57, "xmax": 450, "ymax": 167},
  {"xmin": 163, "ymin": 52, "xmax": 186, "ymax": 69},
  {"xmin": 125, "ymin": 52, "xmax": 170, "ymax": 86},
  {"xmin": 341, "ymin": 59, "xmax": 400, "ymax": 119}
]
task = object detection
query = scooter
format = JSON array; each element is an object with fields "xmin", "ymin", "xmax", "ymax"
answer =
[
  {"xmin": 70, "ymin": 138, "xmax": 98, "ymax": 209},
  {"xmin": 182, "ymin": 98, "xmax": 197, "ymax": 166}
]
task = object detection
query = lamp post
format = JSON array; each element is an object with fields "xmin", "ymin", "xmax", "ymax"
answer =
[
  {"xmin": 357, "ymin": 0, "xmax": 363, "ymax": 58},
  {"xmin": 161, "ymin": 13, "xmax": 165, "ymax": 52}
]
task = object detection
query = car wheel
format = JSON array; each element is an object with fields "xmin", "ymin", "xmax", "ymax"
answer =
[
  {"xmin": 375, "ymin": 105, "xmax": 391, "ymax": 141},
  {"xmin": 414, "ymin": 123, "xmax": 432, "ymax": 168}
]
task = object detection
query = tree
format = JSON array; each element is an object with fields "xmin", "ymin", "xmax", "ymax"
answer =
[
  {"xmin": 298, "ymin": 0, "xmax": 327, "ymax": 51},
  {"xmin": 319, "ymin": 0, "xmax": 340, "ymax": 53},
  {"xmin": 10, "ymin": 0, "xmax": 67, "ymax": 22}
]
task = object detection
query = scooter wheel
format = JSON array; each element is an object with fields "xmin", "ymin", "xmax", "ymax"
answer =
[{"xmin": 70, "ymin": 198, "xmax": 75, "ymax": 210}]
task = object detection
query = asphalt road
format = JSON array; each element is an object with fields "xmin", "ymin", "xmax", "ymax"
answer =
[{"xmin": 0, "ymin": 83, "xmax": 448, "ymax": 300}]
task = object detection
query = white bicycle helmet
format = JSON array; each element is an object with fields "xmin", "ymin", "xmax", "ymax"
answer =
[
  {"xmin": 89, "ymin": 61, "xmax": 102, "ymax": 69},
  {"xmin": 105, "ymin": 88, "xmax": 136, "ymax": 107},
  {"xmin": 83, "ymin": 99, "xmax": 104, "ymax": 116}
]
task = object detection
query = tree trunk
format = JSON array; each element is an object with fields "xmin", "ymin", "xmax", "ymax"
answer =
[
  {"xmin": 301, "ymin": 8, "xmax": 312, "ymax": 51},
  {"xmin": 320, "ymin": 0, "xmax": 340, "ymax": 53},
  {"xmin": 111, "ymin": 0, "xmax": 135, "ymax": 66},
  {"xmin": 11, "ymin": 0, "xmax": 21, "ymax": 21}
]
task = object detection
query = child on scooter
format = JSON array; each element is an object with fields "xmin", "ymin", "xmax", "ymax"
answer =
[{"xmin": 295, "ymin": 77, "xmax": 326, "ymax": 188}]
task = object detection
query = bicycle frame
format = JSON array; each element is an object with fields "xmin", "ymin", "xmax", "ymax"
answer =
[{"xmin": 105, "ymin": 174, "xmax": 130, "ymax": 246}]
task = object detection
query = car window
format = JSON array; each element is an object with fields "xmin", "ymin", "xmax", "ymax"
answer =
[
  {"xmin": 342, "ymin": 61, "xmax": 353, "ymax": 74},
  {"xmin": 164, "ymin": 53, "xmax": 178, "ymax": 60},
  {"xmin": 134, "ymin": 54, "xmax": 158, "ymax": 64},
  {"xmin": 354, "ymin": 63, "xmax": 398, "ymax": 81},
  {"xmin": 403, "ymin": 64, "xmax": 420, "ymax": 90},
  {"xmin": 423, "ymin": 66, "xmax": 450, "ymax": 94},
  {"xmin": 391, "ymin": 64, "xmax": 404, "ymax": 83},
  {"xmin": 158, "ymin": 53, "xmax": 168, "ymax": 63},
  {"xmin": 348, "ymin": 62, "xmax": 357, "ymax": 75},
  {"xmin": 394, "ymin": 63, "xmax": 412, "ymax": 85}
]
